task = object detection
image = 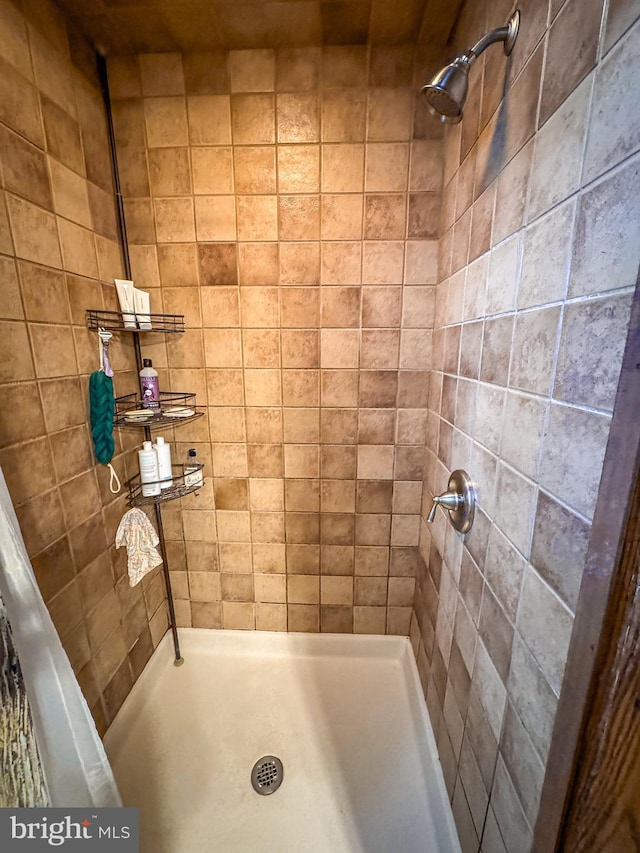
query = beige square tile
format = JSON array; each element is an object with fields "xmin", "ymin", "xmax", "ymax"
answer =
[
  {"xmin": 321, "ymin": 370, "xmax": 359, "ymax": 406},
  {"xmin": 287, "ymin": 603, "xmax": 319, "ymax": 631},
  {"xmin": 354, "ymin": 605, "xmax": 386, "ymax": 634},
  {"xmin": 321, "ymin": 144, "xmax": 365, "ymax": 192},
  {"xmin": 322, "ymin": 89, "xmax": 366, "ymax": 142},
  {"xmin": 0, "ymin": 127, "xmax": 51, "ymax": 209},
  {"xmin": 0, "ymin": 257, "xmax": 22, "ymax": 320},
  {"xmin": 236, "ymin": 195, "xmax": 278, "ymax": 240},
  {"xmin": 244, "ymin": 369, "xmax": 282, "ymax": 406},
  {"xmin": 218, "ymin": 543, "xmax": 252, "ymax": 573},
  {"xmin": 234, "ymin": 146, "xmax": 276, "ymax": 194},
  {"xmin": 154, "ymin": 198, "xmax": 195, "ymax": 242},
  {"xmin": 222, "ymin": 601, "xmax": 255, "ymax": 630},
  {"xmin": 277, "ymin": 93, "xmax": 319, "ymax": 142},
  {"xmin": 320, "ymin": 329, "xmax": 359, "ymax": 368},
  {"xmin": 283, "ymin": 408, "xmax": 320, "ymax": 443},
  {"xmin": 321, "ymin": 446, "xmax": 357, "ymax": 479},
  {"xmin": 158, "ymin": 243, "xmax": 197, "ymax": 285},
  {"xmin": 204, "ymin": 328, "xmax": 242, "ymax": 367},
  {"xmin": 365, "ymin": 142, "xmax": 409, "ymax": 192},
  {"xmin": 194, "ymin": 196, "xmax": 236, "ymax": 240},
  {"xmin": 144, "ymin": 96, "xmax": 188, "ymax": 147},
  {"xmin": 354, "ymin": 546, "xmax": 389, "ymax": 580},
  {"xmin": 279, "ymin": 195, "xmax": 320, "ymax": 240},
  {"xmin": 276, "ymin": 47, "xmax": 320, "ymax": 92},
  {"xmin": 322, "ymin": 46, "xmax": 367, "ymax": 87},
  {"xmin": 355, "ymin": 577, "xmax": 388, "ymax": 606},
  {"xmin": 57, "ymin": 218, "xmax": 98, "ymax": 278},
  {"xmin": 363, "ymin": 242, "xmax": 404, "ymax": 284},
  {"xmin": 405, "ymin": 241, "xmax": 438, "ymax": 285},
  {"xmin": 29, "ymin": 323, "xmax": 76, "ymax": 379},
  {"xmin": 277, "ymin": 145, "xmax": 319, "ymax": 193},
  {"xmin": 252, "ymin": 510, "xmax": 285, "ymax": 542},
  {"xmin": 279, "ymin": 242, "xmax": 320, "ymax": 285},
  {"xmin": 6, "ymin": 195, "xmax": 61, "ymax": 267},
  {"xmin": 240, "ymin": 287, "xmax": 279, "ymax": 327},
  {"xmin": 140, "ymin": 53, "xmax": 184, "ymax": 96},
  {"xmin": 0, "ymin": 320, "xmax": 34, "ymax": 382},
  {"xmin": 321, "ymin": 194, "xmax": 363, "ymax": 240},
  {"xmin": 187, "ymin": 95, "xmax": 231, "ymax": 144},
  {"xmin": 245, "ymin": 408, "xmax": 282, "ymax": 443},
  {"xmin": 285, "ymin": 479, "xmax": 319, "ymax": 512},
  {"xmin": 281, "ymin": 287, "xmax": 319, "ymax": 327},
  {"xmin": 284, "ymin": 445, "xmax": 319, "ymax": 478},
  {"xmin": 321, "ymin": 480, "xmax": 356, "ymax": 514},
  {"xmin": 357, "ymin": 445, "xmax": 394, "ymax": 479},
  {"xmin": 321, "ymin": 576, "xmax": 354, "ymax": 606},
  {"xmin": 255, "ymin": 603, "xmax": 286, "ymax": 630},
  {"xmin": 220, "ymin": 572, "xmax": 254, "ymax": 601},
  {"xmin": 207, "ymin": 370, "xmax": 245, "ymax": 406},
  {"xmin": 182, "ymin": 50, "xmax": 228, "ymax": 94},
  {"xmin": 229, "ymin": 49, "xmax": 275, "ymax": 92},
  {"xmin": 322, "ymin": 242, "xmax": 362, "ymax": 284},
  {"xmin": 288, "ymin": 575, "xmax": 319, "ymax": 604},
  {"xmin": 367, "ymin": 90, "xmax": 412, "ymax": 141},
  {"xmin": 238, "ymin": 242, "xmax": 279, "ymax": 285},
  {"xmin": 202, "ymin": 287, "xmax": 240, "ymax": 327},
  {"xmin": 281, "ymin": 330, "xmax": 319, "ymax": 367},
  {"xmin": 364, "ymin": 194, "xmax": 406, "ymax": 240},
  {"xmin": 282, "ymin": 369, "xmax": 319, "ymax": 406},
  {"xmin": 249, "ymin": 479, "xmax": 284, "ymax": 512},
  {"xmin": 362, "ymin": 287, "xmax": 402, "ymax": 328},
  {"xmin": 188, "ymin": 571, "xmax": 221, "ymax": 602},
  {"xmin": 0, "ymin": 53, "xmax": 43, "ymax": 146},
  {"xmin": 361, "ymin": 330, "xmax": 400, "ymax": 368},
  {"xmin": 255, "ymin": 573, "xmax": 286, "ymax": 603},
  {"xmin": 231, "ymin": 94, "xmax": 275, "ymax": 144},
  {"xmin": 216, "ymin": 511, "xmax": 251, "ymax": 542},
  {"xmin": 241, "ymin": 328, "xmax": 280, "ymax": 368},
  {"xmin": 253, "ymin": 542, "xmax": 286, "ymax": 573},
  {"xmin": 390, "ymin": 515, "xmax": 420, "ymax": 546},
  {"xmin": 20, "ymin": 262, "xmax": 67, "ymax": 323},
  {"xmin": 192, "ymin": 147, "xmax": 233, "ymax": 194}
]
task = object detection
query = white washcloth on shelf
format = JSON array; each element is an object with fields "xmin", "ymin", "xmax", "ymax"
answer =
[{"xmin": 115, "ymin": 507, "xmax": 163, "ymax": 587}]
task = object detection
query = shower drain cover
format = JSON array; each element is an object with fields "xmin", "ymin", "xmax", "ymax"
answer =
[{"xmin": 251, "ymin": 755, "xmax": 284, "ymax": 795}]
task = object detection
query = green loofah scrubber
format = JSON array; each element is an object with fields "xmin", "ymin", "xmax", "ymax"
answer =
[{"xmin": 89, "ymin": 370, "xmax": 116, "ymax": 465}]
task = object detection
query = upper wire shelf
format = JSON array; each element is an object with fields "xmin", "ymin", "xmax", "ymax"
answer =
[{"xmin": 86, "ymin": 309, "xmax": 185, "ymax": 334}]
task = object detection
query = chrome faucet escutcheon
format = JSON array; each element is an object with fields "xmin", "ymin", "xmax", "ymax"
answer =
[{"xmin": 427, "ymin": 470, "xmax": 475, "ymax": 533}]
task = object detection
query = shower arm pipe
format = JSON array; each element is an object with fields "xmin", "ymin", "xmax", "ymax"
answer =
[
  {"xmin": 468, "ymin": 24, "xmax": 513, "ymax": 61},
  {"xmin": 97, "ymin": 55, "xmax": 184, "ymax": 667}
]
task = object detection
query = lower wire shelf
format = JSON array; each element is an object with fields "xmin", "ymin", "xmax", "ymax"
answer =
[{"xmin": 127, "ymin": 463, "xmax": 204, "ymax": 507}]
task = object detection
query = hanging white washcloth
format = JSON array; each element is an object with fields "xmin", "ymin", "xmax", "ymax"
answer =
[{"xmin": 115, "ymin": 507, "xmax": 163, "ymax": 587}]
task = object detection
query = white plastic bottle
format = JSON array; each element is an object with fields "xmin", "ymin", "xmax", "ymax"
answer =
[
  {"xmin": 184, "ymin": 448, "xmax": 203, "ymax": 488},
  {"xmin": 138, "ymin": 440, "xmax": 161, "ymax": 497},
  {"xmin": 154, "ymin": 436, "xmax": 173, "ymax": 490}
]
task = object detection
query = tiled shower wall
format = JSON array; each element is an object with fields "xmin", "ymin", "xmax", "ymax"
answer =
[
  {"xmin": 0, "ymin": 0, "xmax": 167, "ymax": 735},
  {"xmin": 411, "ymin": 0, "xmax": 640, "ymax": 850},
  {"xmin": 107, "ymin": 46, "xmax": 442, "ymax": 634}
]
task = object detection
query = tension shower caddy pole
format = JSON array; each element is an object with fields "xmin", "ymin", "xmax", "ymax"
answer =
[{"xmin": 98, "ymin": 55, "xmax": 184, "ymax": 667}]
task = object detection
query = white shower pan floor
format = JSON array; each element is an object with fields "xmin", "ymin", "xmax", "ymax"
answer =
[{"xmin": 104, "ymin": 629, "xmax": 460, "ymax": 853}]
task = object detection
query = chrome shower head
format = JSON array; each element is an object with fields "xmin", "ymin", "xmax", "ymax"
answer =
[{"xmin": 421, "ymin": 10, "xmax": 520, "ymax": 124}]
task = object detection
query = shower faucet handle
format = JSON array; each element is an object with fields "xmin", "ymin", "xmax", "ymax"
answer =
[
  {"xmin": 427, "ymin": 490, "xmax": 464, "ymax": 522},
  {"xmin": 427, "ymin": 469, "xmax": 475, "ymax": 533}
]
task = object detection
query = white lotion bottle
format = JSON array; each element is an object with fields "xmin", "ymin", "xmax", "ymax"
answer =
[
  {"xmin": 138, "ymin": 440, "xmax": 161, "ymax": 497},
  {"xmin": 154, "ymin": 436, "xmax": 173, "ymax": 490},
  {"xmin": 133, "ymin": 287, "xmax": 152, "ymax": 330},
  {"xmin": 114, "ymin": 279, "xmax": 137, "ymax": 329}
]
